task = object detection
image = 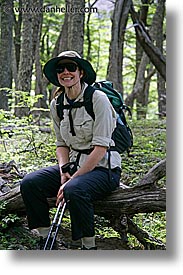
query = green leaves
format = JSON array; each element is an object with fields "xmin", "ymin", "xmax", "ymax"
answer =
[{"xmin": 121, "ymin": 119, "xmax": 166, "ymax": 186}]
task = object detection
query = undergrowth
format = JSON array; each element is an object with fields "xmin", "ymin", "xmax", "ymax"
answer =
[{"xmin": 0, "ymin": 112, "xmax": 166, "ymax": 250}]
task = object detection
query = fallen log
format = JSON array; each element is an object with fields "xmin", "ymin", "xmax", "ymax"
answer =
[
  {"xmin": 0, "ymin": 182, "xmax": 166, "ymax": 216},
  {"xmin": 94, "ymin": 187, "xmax": 166, "ymax": 216},
  {"xmin": 0, "ymin": 159, "xmax": 166, "ymax": 216}
]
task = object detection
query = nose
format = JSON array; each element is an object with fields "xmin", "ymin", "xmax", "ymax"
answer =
[
  {"xmin": 57, "ymin": 67, "xmax": 70, "ymax": 75},
  {"xmin": 63, "ymin": 68, "xmax": 70, "ymax": 73}
]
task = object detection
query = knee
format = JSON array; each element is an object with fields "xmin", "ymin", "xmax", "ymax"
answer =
[
  {"xmin": 63, "ymin": 178, "xmax": 82, "ymax": 201},
  {"xmin": 20, "ymin": 173, "xmax": 35, "ymax": 194},
  {"xmin": 63, "ymin": 177, "xmax": 92, "ymax": 204},
  {"xmin": 63, "ymin": 183, "xmax": 75, "ymax": 201}
]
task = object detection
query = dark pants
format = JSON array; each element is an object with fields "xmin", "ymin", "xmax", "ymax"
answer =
[{"xmin": 20, "ymin": 165, "xmax": 121, "ymax": 241}]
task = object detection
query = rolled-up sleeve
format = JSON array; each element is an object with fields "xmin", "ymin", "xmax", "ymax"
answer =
[
  {"xmin": 50, "ymin": 98, "xmax": 67, "ymax": 147},
  {"xmin": 91, "ymin": 90, "xmax": 116, "ymax": 147}
]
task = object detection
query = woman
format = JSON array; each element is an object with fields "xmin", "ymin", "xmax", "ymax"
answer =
[{"xmin": 20, "ymin": 51, "xmax": 122, "ymax": 250}]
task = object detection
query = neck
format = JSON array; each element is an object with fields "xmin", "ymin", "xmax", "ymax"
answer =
[{"xmin": 65, "ymin": 81, "xmax": 82, "ymax": 100}]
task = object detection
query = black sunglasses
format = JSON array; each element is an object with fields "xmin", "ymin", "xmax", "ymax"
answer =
[{"xmin": 56, "ymin": 63, "xmax": 78, "ymax": 74}]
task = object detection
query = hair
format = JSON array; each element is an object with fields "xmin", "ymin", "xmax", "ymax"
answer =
[{"xmin": 53, "ymin": 86, "xmax": 65, "ymax": 99}]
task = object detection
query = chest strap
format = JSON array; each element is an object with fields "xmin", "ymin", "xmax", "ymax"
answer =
[{"xmin": 62, "ymin": 102, "xmax": 85, "ymax": 136}]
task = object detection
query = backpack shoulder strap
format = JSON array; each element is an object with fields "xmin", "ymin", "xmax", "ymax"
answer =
[
  {"xmin": 83, "ymin": 85, "xmax": 96, "ymax": 120},
  {"xmin": 56, "ymin": 86, "xmax": 96, "ymax": 121},
  {"xmin": 56, "ymin": 92, "xmax": 65, "ymax": 120}
]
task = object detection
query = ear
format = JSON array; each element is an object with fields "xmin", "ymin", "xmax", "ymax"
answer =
[{"xmin": 79, "ymin": 70, "xmax": 84, "ymax": 79}]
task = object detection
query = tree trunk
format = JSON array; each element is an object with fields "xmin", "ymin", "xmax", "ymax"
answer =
[
  {"xmin": 0, "ymin": 0, "xmax": 14, "ymax": 110},
  {"xmin": 85, "ymin": 0, "xmax": 99, "ymax": 61},
  {"xmin": 12, "ymin": 0, "xmax": 23, "ymax": 91},
  {"xmin": 135, "ymin": 1, "xmax": 150, "ymax": 119},
  {"xmin": 136, "ymin": 0, "xmax": 149, "ymax": 77},
  {"xmin": 32, "ymin": 0, "xmax": 49, "ymax": 115},
  {"xmin": 130, "ymin": 3, "xmax": 166, "ymax": 81},
  {"xmin": 67, "ymin": 0, "xmax": 85, "ymax": 56},
  {"xmin": 15, "ymin": 0, "xmax": 34, "ymax": 117},
  {"xmin": 125, "ymin": 0, "xmax": 149, "ymax": 109},
  {"xmin": 58, "ymin": 1, "xmax": 69, "ymax": 52},
  {"xmin": 156, "ymin": 0, "xmax": 166, "ymax": 118},
  {"xmin": 126, "ymin": 0, "xmax": 166, "ymax": 118},
  {"xmin": 107, "ymin": 0, "xmax": 131, "ymax": 94},
  {"xmin": 13, "ymin": 0, "xmax": 23, "ymax": 74}
]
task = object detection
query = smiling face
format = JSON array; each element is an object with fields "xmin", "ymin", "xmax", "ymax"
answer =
[{"xmin": 56, "ymin": 59, "xmax": 84, "ymax": 88}]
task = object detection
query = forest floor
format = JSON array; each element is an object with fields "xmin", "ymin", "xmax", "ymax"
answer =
[{"xmin": 2, "ymin": 217, "xmax": 129, "ymax": 250}]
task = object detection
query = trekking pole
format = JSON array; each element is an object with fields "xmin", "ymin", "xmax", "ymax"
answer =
[
  {"xmin": 43, "ymin": 201, "xmax": 67, "ymax": 250},
  {"xmin": 49, "ymin": 202, "xmax": 67, "ymax": 250}
]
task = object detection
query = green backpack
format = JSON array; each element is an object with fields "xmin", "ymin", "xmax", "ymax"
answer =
[{"xmin": 56, "ymin": 81, "xmax": 133, "ymax": 155}]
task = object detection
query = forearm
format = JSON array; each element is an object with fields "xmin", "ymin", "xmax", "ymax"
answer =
[
  {"xmin": 73, "ymin": 145, "xmax": 107, "ymax": 177},
  {"xmin": 56, "ymin": 146, "xmax": 70, "ymax": 168}
]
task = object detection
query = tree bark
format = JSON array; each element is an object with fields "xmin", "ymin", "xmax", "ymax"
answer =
[
  {"xmin": 67, "ymin": 0, "xmax": 85, "ymax": 56},
  {"xmin": 15, "ymin": 0, "xmax": 34, "ymax": 117},
  {"xmin": 130, "ymin": 3, "xmax": 166, "ymax": 81},
  {"xmin": 127, "ymin": 217, "xmax": 166, "ymax": 249},
  {"xmin": 126, "ymin": 0, "xmax": 166, "ymax": 117},
  {"xmin": 0, "ymin": 0, "xmax": 14, "ymax": 110},
  {"xmin": 107, "ymin": 0, "xmax": 131, "ymax": 94},
  {"xmin": 32, "ymin": 0, "xmax": 49, "ymax": 114},
  {"xmin": 156, "ymin": 0, "xmax": 166, "ymax": 117},
  {"xmin": 13, "ymin": 0, "xmax": 23, "ymax": 72}
]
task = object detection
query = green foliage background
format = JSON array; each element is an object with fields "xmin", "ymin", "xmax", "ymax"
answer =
[{"xmin": 0, "ymin": 0, "xmax": 166, "ymax": 249}]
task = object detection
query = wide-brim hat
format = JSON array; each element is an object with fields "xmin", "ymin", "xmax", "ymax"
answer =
[{"xmin": 43, "ymin": 50, "xmax": 96, "ymax": 86}]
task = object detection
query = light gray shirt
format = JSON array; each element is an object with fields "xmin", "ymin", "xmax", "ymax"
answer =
[{"xmin": 50, "ymin": 82, "xmax": 121, "ymax": 169}]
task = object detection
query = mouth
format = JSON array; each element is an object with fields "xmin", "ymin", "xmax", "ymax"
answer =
[{"xmin": 61, "ymin": 77, "xmax": 74, "ymax": 81}]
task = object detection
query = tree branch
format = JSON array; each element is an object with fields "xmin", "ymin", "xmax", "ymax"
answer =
[
  {"xmin": 130, "ymin": 3, "xmax": 166, "ymax": 80},
  {"xmin": 127, "ymin": 217, "xmax": 166, "ymax": 249}
]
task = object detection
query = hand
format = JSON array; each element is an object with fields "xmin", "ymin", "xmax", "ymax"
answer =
[
  {"xmin": 61, "ymin": 172, "xmax": 72, "ymax": 185},
  {"xmin": 56, "ymin": 183, "xmax": 66, "ymax": 206},
  {"xmin": 56, "ymin": 175, "xmax": 73, "ymax": 206}
]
